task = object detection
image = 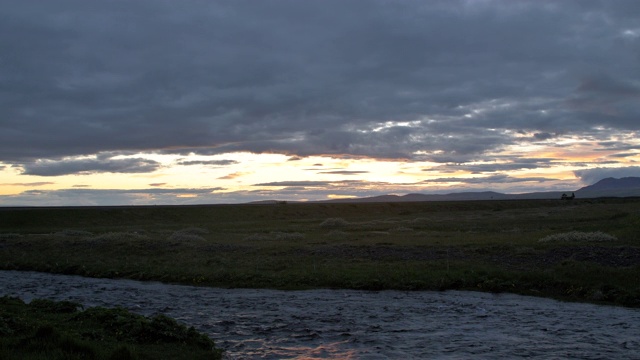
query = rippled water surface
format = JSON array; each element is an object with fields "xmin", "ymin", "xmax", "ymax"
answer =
[{"xmin": 2, "ymin": 270, "xmax": 640, "ymax": 359}]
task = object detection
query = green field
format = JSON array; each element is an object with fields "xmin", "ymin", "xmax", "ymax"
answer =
[{"xmin": 1, "ymin": 198, "xmax": 640, "ymax": 308}]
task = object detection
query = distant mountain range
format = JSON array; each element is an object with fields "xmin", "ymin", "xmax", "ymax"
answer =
[
  {"xmin": 318, "ymin": 177, "xmax": 640, "ymax": 203},
  {"xmin": 249, "ymin": 177, "xmax": 640, "ymax": 204}
]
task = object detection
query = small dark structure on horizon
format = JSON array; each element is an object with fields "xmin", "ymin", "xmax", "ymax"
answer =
[{"xmin": 561, "ymin": 192, "xmax": 575, "ymax": 200}]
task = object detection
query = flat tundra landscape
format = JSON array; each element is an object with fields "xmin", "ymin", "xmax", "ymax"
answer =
[{"xmin": 1, "ymin": 198, "xmax": 639, "ymax": 307}]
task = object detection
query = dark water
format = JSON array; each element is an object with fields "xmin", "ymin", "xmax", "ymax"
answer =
[{"xmin": 2, "ymin": 270, "xmax": 639, "ymax": 359}]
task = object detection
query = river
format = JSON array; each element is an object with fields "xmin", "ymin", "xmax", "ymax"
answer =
[{"xmin": 1, "ymin": 270, "xmax": 639, "ymax": 359}]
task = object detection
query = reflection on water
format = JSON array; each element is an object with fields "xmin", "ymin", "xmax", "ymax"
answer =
[
  {"xmin": 2, "ymin": 270, "xmax": 640, "ymax": 359},
  {"xmin": 253, "ymin": 341, "xmax": 358, "ymax": 360}
]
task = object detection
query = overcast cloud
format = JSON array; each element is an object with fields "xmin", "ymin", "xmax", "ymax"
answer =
[
  {"xmin": 1, "ymin": 0, "xmax": 640, "ymax": 205},
  {"xmin": 21, "ymin": 156, "xmax": 161, "ymax": 176},
  {"xmin": 574, "ymin": 166, "xmax": 640, "ymax": 185}
]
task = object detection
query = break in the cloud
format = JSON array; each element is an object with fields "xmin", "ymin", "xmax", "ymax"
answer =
[{"xmin": 1, "ymin": 0, "xmax": 640, "ymax": 205}]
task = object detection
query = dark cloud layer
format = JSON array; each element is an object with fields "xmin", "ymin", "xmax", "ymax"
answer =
[
  {"xmin": 1, "ymin": 0, "xmax": 639, "ymax": 171},
  {"xmin": 176, "ymin": 159, "xmax": 239, "ymax": 167},
  {"xmin": 574, "ymin": 167, "xmax": 640, "ymax": 185},
  {"xmin": 1, "ymin": 182, "xmax": 55, "ymax": 187},
  {"xmin": 21, "ymin": 157, "xmax": 161, "ymax": 176},
  {"xmin": 428, "ymin": 160, "xmax": 552, "ymax": 174},
  {"xmin": 422, "ymin": 174, "xmax": 550, "ymax": 185}
]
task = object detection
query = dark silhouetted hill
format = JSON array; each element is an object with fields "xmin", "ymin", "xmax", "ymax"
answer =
[{"xmin": 575, "ymin": 177, "xmax": 640, "ymax": 198}]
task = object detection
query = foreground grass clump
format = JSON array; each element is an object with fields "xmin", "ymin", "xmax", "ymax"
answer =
[
  {"xmin": 1, "ymin": 198, "xmax": 640, "ymax": 307},
  {"xmin": 0, "ymin": 296, "xmax": 222, "ymax": 360}
]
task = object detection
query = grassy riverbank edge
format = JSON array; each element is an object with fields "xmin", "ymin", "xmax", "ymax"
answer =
[
  {"xmin": 3, "ymin": 259, "xmax": 639, "ymax": 308},
  {"xmin": 0, "ymin": 296, "xmax": 223, "ymax": 360}
]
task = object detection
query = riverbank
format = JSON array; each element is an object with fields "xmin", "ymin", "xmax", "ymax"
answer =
[
  {"xmin": 0, "ymin": 294, "xmax": 223, "ymax": 359},
  {"xmin": 1, "ymin": 198, "xmax": 639, "ymax": 307}
]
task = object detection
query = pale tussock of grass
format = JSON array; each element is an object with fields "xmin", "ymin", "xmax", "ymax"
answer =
[
  {"xmin": 175, "ymin": 227, "xmax": 209, "ymax": 235},
  {"xmin": 92, "ymin": 232, "xmax": 149, "ymax": 242},
  {"xmin": 393, "ymin": 226, "xmax": 414, "ymax": 232},
  {"xmin": 169, "ymin": 233, "xmax": 206, "ymax": 241},
  {"xmin": 0, "ymin": 233, "xmax": 22, "ymax": 240},
  {"xmin": 243, "ymin": 233, "xmax": 272, "ymax": 241},
  {"xmin": 319, "ymin": 218, "xmax": 349, "ymax": 229},
  {"xmin": 167, "ymin": 227, "xmax": 209, "ymax": 241},
  {"xmin": 55, "ymin": 229, "xmax": 94, "ymax": 237},
  {"xmin": 538, "ymin": 231, "xmax": 617, "ymax": 243},
  {"xmin": 408, "ymin": 217, "xmax": 431, "ymax": 225},
  {"xmin": 244, "ymin": 232, "xmax": 306, "ymax": 241},
  {"xmin": 325, "ymin": 230, "xmax": 347, "ymax": 238},
  {"xmin": 272, "ymin": 232, "xmax": 305, "ymax": 240}
]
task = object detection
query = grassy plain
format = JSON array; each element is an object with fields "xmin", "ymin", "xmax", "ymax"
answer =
[{"xmin": 1, "ymin": 198, "xmax": 640, "ymax": 307}]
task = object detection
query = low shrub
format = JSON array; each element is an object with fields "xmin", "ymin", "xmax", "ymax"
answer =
[
  {"xmin": 174, "ymin": 227, "xmax": 209, "ymax": 235},
  {"xmin": 167, "ymin": 228, "xmax": 209, "ymax": 242},
  {"xmin": 538, "ymin": 231, "xmax": 617, "ymax": 243},
  {"xmin": 326, "ymin": 230, "xmax": 347, "ymax": 238},
  {"xmin": 271, "ymin": 232, "xmax": 305, "ymax": 241},
  {"xmin": 0, "ymin": 233, "xmax": 22, "ymax": 240},
  {"xmin": 168, "ymin": 233, "xmax": 205, "ymax": 242},
  {"xmin": 29, "ymin": 299, "xmax": 82, "ymax": 313},
  {"xmin": 18, "ymin": 325, "xmax": 98, "ymax": 359},
  {"xmin": 91, "ymin": 232, "xmax": 148, "ymax": 242},
  {"xmin": 393, "ymin": 226, "xmax": 414, "ymax": 232},
  {"xmin": 54, "ymin": 229, "xmax": 94, "ymax": 237},
  {"xmin": 243, "ymin": 233, "xmax": 272, "ymax": 241},
  {"xmin": 319, "ymin": 218, "xmax": 349, "ymax": 229},
  {"xmin": 243, "ymin": 232, "xmax": 305, "ymax": 241},
  {"xmin": 76, "ymin": 307, "xmax": 214, "ymax": 349}
]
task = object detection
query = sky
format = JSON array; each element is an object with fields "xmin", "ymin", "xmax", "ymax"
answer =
[{"xmin": 2, "ymin": 0, "xmax": 640, "ymax": 206}]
